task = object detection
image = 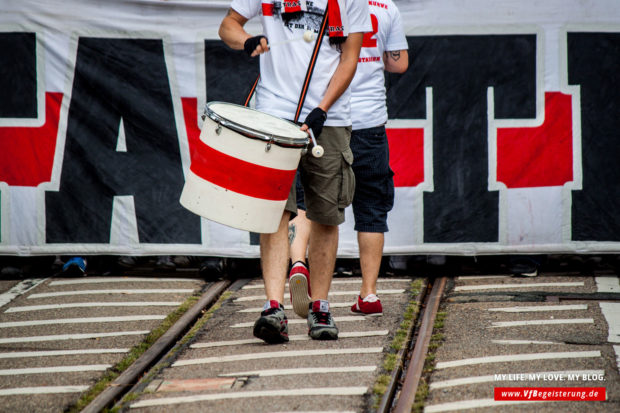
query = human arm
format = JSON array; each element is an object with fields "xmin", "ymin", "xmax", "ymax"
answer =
[
  {"xmin": 301, "ymin": 32, "xmax": 364, "ymax": 134},
  {"xmin": 218, "ymin": 8, "xmax": 269, "ymax": 57},
  {"xmin": 318, "ymin": 32, "xmax": 364, "ymax": 113},
  {"xmin": 383, "ymin": 4, "xmax": 409, "ymax": 74},
  {"xmin": 384, "ymin": 49, "xmax": 408, "ymax": 73}
]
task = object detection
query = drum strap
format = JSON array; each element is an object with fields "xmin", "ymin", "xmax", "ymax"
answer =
[
  {"xmin": 243, "ymin": 75, "xmax": 260, "ymax": 107},
  {"xmin": 244, "ymin": 7, "xmax": 330, "ymax": 123},
  {"xmin": 294, "ymin": 7, "xmax": 330, "ymax": 122}
]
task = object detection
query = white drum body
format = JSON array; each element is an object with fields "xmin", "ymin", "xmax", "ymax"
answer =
[{"xmin": 180, "ymin": 102, "xmax": 308, "ymax": 233}]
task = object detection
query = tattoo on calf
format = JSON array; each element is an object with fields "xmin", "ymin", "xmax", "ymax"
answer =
[{"xmin": 288, "ymin": 224, "xmax": 296, "ymax": 245}]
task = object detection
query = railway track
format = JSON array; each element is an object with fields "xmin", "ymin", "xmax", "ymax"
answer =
[
  {"xmin": 1, "ymin": 259, "xmax": 618, "ymax": 412},
  {"xmin": 119, "ymin": 275, "xmax": 426, "ymax": 412},
  {"xmin": 0, "ymin": 269, "xmax": 434, "ymax": 412}
]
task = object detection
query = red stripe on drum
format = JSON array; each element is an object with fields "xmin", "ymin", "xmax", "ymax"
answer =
[{"xmin": 190, "ymin": 140, "xmax": 296, "ymax": 201}]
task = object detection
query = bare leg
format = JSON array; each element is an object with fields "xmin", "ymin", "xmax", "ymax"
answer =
[
  {"xmin": 307, "ymin": 221, "xmax": 338, "ymax": 300},
  {"xmin": 358, "ymin": 232, "xmax": 384, "ymax": 298},
  {"xmin": 289, "ymin": 209, "xmax": 311, "ymax": 264},
  {"xmin": 259, "ymin": 212, "xmax": 291, "ymax": 304}
]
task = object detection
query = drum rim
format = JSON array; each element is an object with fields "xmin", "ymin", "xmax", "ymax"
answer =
[{"xmin": 205, "ymin": 101, "xmax": 309, "ymax": 148}]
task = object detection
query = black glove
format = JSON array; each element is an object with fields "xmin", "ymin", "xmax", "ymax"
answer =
[
  {"xmin": 244, "ymin": 35, "xmax": 267, "ymax": 57},
  {"xmin": 303, "ymin": 107, "xmax": 327, "ymax": 139}
]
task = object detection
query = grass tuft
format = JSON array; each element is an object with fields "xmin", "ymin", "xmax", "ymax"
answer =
[
  {"xmin": 110, "ymin": 290, "xmax": 233, "ymax": 411},
  {"xmin": 66, "ymin": 291, "xmax": 203, "ymax": 413},
  {"xmin": 411, "ymin": 306, "xmax": 447, "ymax": 412},
  {"xmin": 371, "ymin": 278, "xmax": 424, "ymax": 409}
]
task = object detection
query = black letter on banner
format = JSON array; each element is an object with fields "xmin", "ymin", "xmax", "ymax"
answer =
[
  {"xmin": 46, "ymin": 38, "xmax": 200, "ymax": 243},
  {"xmin": 386, "ymin": 35, "xmax": 536, "ymax": 242},
  {"xmin": 0, "ymin": 33, "xmax": 36, "ymax": 117},
  {"xmin": 569, "ymin": 33, "xmax": 620, "ymax": 241},
  {"xmin": 204, "ymin": 40, "xmax": 260, "ymax": 105}
]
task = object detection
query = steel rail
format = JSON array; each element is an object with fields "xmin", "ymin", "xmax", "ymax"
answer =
[
  {"xmin": 377, "ymin": 279, "xmax": 428, "ymax": 413},
  {"xmin": 393, "ymin": 276, "xmax": 447, "ymax": 413},
  {"xmin": 82, "ymin": 279, "xmax": 232, "ymax": 413}
]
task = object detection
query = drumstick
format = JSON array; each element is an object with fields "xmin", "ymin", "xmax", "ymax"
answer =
[
  {"xmin": 308, "ymin": 129, "xmax": 324, "ymax": 158},
  {"xmin": 269, "ymin": 31, "xmax": 315, "ymax": 48}
]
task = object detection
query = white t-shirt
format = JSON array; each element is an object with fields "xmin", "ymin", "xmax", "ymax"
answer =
[
  {"xmin": 231, "ymin": 0, "xmax": 371, "ymax": 126},
  {"xmin": 350, "ymin": 0, "xmax": 408, "ymax": 130}
]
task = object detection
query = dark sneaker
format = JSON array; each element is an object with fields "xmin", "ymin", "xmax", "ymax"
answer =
[
  {"xmin": 62, "ymin": 257, "xmax": 86, "ymax": 276},
  {"xmin": 172, "ymin": 256, "xmax": 193, "ymax": 268},
  {"xmin": 350, "ymin": 294, "xmax": 383, "ymax": 316},
  {"xmin": 155, "ymin": 255, "xmax": 176, "ymax": 271},
  {"xmin": 51, "ymin": 256, "xmax": 64, "ymax": 272},
  {"xmin": 253, "ymin": 300, "xmax": 289, "ymax": 344},
  {"xmin": 509, "ymin": 257, "xmax": 540, "ymax": 278},
  {"xmin": 512, "ymin": 268, "xmax": 538, "ymax": 277},
  {"xmin": 307, "ymin": 300, "xmax": 338, "ymax": 340},
  {"xmin": 289, "ymin": 261, "xmax": 311, "ymax": 318},
  {"xmin": 117, "ymin": 256, "xmax": 138, "ymax": 269},
  {"xmin": 199, "ymin": 257, "xmax": 227, "ymax": 280}
]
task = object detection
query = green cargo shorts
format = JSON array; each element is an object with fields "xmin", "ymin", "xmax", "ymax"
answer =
[{"xmin": 284, "ymin": 126, "xmax": 355, "ymax": 226}]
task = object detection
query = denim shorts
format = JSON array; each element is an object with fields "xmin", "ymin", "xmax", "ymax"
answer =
[
  {"xmin": 285, "ymin": 126, "xmax": 354, "ymax": 226},
  {"xmin": 349, "ymin": 125, "xmax": 394, "ymax": 232}
]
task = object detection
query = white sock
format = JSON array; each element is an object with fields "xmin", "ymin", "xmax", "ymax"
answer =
[{"xmin": 362, "ymin": 294, "xmax": 379, "ymax": 303}]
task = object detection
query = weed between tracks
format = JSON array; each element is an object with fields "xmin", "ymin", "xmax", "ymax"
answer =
[
  {"xmin": 371, "ymin": 278, "xmax": 424, "ymax": 410},
  {"xmin": 109, "ymin": 290, "xmax": 233, "ymax": 412},
  {"xmin": 411, "ymin": 310, "xmax": 446, "ymax": 413},
  {"xmin": 65, "ymin": 291, "xmax": 203, "ymax": 413}
]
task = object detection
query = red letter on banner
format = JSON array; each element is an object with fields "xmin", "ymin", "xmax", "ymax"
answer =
[
  {"xmin": 497, "ymin": 91, "xmax": 573, "ymax": 188},
  {"xmin": 181, "ymin": 97, "xmax": 201, "ymax": 160},
  {"xmin": 0, "ymin": 92, "xmax": 62, "ymax": 186},
  {"xmin": 387, "ymin": 127, "xmax": 424, "ymax": 187}
]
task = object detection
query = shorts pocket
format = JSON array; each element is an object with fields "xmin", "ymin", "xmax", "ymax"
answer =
[
  {"xmin": 338, "ymin": 148, "xmax": 355, "ymax": 208},
  {"xmin": 384, "ymin": 167, "xmax": 395, "ymax": 211}
]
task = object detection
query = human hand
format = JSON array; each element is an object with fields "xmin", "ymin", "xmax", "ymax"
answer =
[
  {"xmin": 244, "ymin": 35, "xmax": 269, "ymax": 57},
  {"xmin": 301, "ymin": 107, "xmax": 327, "ymax": 139}
]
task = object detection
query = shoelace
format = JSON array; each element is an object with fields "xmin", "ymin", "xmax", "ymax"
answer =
[
  {"xmin": 263, "ymin": 307, "xmax": 282, "ymax": 316},
  {"xmin": 312, "ymin": 311, "xmax": 331, "ymax": 325}
]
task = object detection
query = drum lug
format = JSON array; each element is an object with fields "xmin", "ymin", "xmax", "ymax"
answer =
[
  {"xmin": 301, "ymin": 145, "xmax": 308, "ymax": 155},
  {"xmin": 215, "ymin": 123, "xmax": 222, "ymax": 135},
  {"xmin": 265, "ymin": 139, "xmax": 272, "ymax": 152}
]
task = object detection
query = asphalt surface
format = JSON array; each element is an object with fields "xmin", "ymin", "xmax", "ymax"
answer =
[
  {"xmin": 1, "ymin": 256, "xmax": 619, "ymax": 413},
  {"xmin": 425, "ymin": 271, "xmax": 620, "ymax": 412},
  {"xmin": 0, "ymin": 267, "xmax": 207, "ymax": 413}
]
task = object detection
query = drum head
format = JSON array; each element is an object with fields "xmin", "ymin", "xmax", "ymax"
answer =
[{"xmin": 206, "ymin": 102, "xmax": 308, "ymax": 147}]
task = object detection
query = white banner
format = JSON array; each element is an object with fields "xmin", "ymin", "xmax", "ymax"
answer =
[{"xmin": 0, "ymin": 0, "xmax": 619, "ymax": 256}]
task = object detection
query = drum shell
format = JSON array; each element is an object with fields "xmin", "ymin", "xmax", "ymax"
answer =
[{"xmin": 180, "ymin": 110, "xmax": 304, "ymax": 234}]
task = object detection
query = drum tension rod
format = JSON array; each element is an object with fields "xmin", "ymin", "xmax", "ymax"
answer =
[{"xmin": 265, "ymin": 136, "xmax": 274, "ymax": 152}]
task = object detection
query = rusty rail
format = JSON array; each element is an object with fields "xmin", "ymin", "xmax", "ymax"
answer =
[
  {"xmin": 377, "ymin": 279, "xmax": 429, "ymax": 413},
  {"xmin": 82, "ymin": 279, "xmax": 232, "ymax": 413},
  {"xmin": 393, "ymin": 276, "xmax": 447, "ymax": 413}
]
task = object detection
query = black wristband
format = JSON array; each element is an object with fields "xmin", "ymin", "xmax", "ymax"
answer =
[
  {"xmin": 243, "ymin": 35, "xmax": 267, "ymax": 57},
  {"xmin": 303, "ymin": 107, "xmax": 327, "ymax": 139}
]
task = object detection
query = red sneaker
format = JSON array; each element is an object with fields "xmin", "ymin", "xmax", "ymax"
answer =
[
  {"xmin": 289, "ymin": 262, "xmax": 311, "ymax": 318},
  {"xmin": 351, "ymin": 294, "xmax": 383, "ymax": 316}
]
